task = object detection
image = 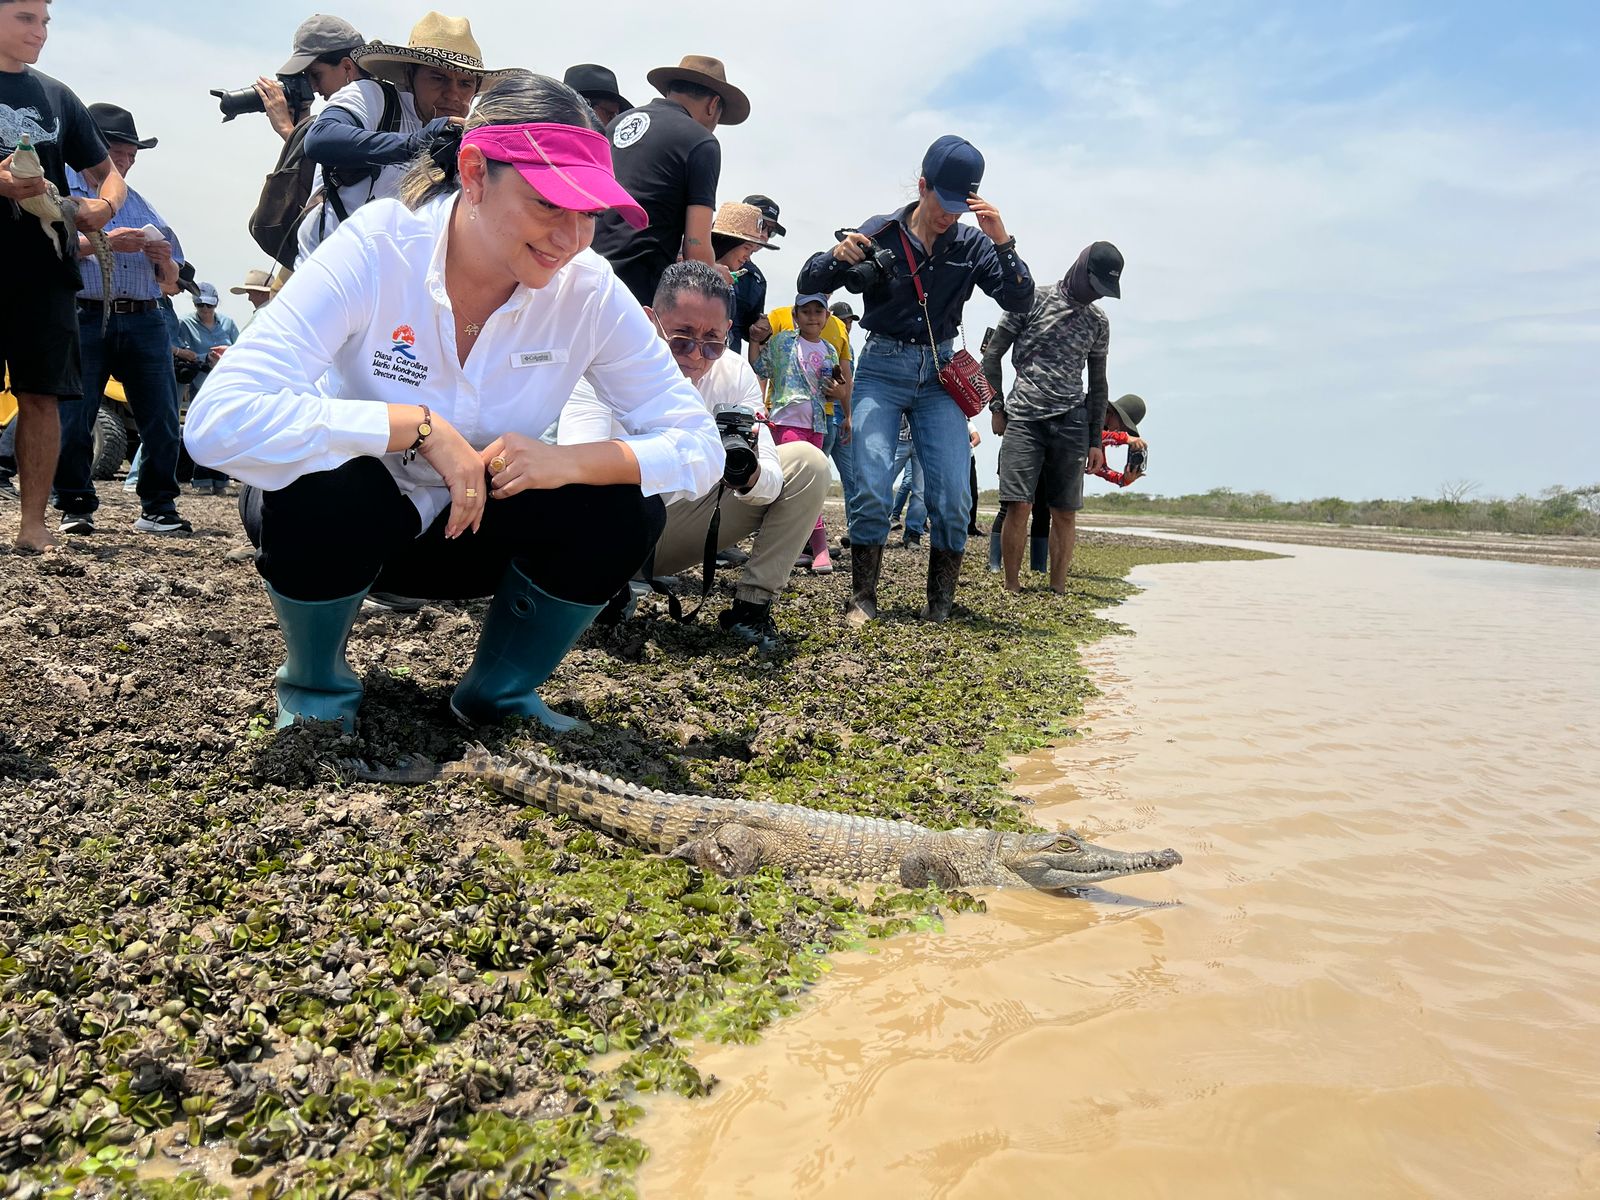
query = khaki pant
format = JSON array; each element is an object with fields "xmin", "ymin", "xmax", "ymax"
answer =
[{"xmin": 651, "ymin": 441, "xmax": 830, "ymax": 603}]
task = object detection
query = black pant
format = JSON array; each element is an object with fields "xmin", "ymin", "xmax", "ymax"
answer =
[{"xmin": 245, "ymin": 456, "xmax": 666, "ymax": 603}]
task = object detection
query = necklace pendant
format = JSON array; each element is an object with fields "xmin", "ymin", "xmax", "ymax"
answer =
[{"xmin": 464, "ymin": 320, "xmax": 482, "ymax": 337}]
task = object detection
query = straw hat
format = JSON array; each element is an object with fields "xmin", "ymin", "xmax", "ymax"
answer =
[
  {"xmin": 645, "ymin": 55, "xmax": 750, "ymax": 125},
  {"xmin": 711, "ymin": 202, "xmax": 773, "ymax": 248},
  {"xmin": 352, "ymin": 13, "xmax": 513, "ymax": 86}
]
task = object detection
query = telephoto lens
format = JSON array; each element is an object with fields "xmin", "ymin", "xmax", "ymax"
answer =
[{"xmin": 210, "ymin": 86, "xmax": 266, "ymax": 121}]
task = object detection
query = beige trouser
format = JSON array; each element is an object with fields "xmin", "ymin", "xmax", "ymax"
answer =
[{"xmin": 651, "ymin": 441, "xmax": 831, "ymax": 603}]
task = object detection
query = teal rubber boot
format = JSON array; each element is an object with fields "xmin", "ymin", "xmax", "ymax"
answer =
[
  {"xmin": 265, "ymin": 585, "xmax": 368, "ymax": 732},
  {"xmin": 1030, "ymin": 536, "xmax": 1049, "ymax": 573},
  {"xmin": 451, "ymin": 562, "xmax": 604, "ymax": 732},
  {"xmin": 987, "ymin": 529, "xmax": 1003, "ymax": 572}
]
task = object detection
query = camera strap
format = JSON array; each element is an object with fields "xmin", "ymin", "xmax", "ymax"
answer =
[{"xmin": 641, "ymin": 481, "xmax": 726, "ymax": 624}]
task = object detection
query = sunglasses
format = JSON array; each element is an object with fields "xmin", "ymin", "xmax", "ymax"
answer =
[{"xmin": 664, "ymin": 334, "xmax": 727, "ymax": 360}]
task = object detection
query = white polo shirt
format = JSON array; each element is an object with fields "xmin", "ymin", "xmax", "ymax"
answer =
[
  {"xmin": 186, "ymin": 194, "xmax": 720, "ymax": 530},
  {"xmin": 558, "ymin": 347, "xmax": 782, "ymax": 507}
]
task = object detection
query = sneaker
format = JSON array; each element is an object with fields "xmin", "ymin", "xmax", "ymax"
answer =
[
  {"xmin": 793, "ymin": 553, "xmax": 813, "ymax": 569},
  {"xmin": 810, "ymin": 547, "xmax": 834, "ymax": 574},
  {"xmin": 715, "ymin": 546, "xmax": 750, "ymax": 567},
  {"xmin": 718, "ymin": 598, "xmax": 783, "ymax": 652},
  {"xmin": 363, "ymin": 591, "xmax": 426, "ymax": 614},
  {"xmin": 58, "ymin": 512, "xmax": 95, "ymax": 535},
  {"xmin": 133, "ymin": 512, "xmax": 192, "ymax": 536},
  {"xmin": 901, "ymin": 530, "xmax": 923, "ymax": 548}
]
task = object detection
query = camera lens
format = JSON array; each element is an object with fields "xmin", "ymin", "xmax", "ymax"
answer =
[{"xmin": 210, "ymin": 86, "xmax": 267, "ymax": 122}]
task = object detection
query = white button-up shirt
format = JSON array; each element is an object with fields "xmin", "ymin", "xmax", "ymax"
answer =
[
  {"xmin": 185, "ymin": 194, "xmax": 719, "ymax": 531},
  {"xmin": 558, "ymin": 349, "xmax": 783, "ymax": 507}
]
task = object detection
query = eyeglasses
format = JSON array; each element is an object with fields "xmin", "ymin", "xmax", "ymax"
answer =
[{"xmin": 663, "ymin": 334, "xmax": 727, "ymax": 360}]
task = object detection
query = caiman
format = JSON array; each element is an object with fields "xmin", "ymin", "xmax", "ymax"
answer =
[
  {"xmin": 9, "ymin": 133, "xmax": 113, "ymax": 334},
  {"xmin": 428, "ymin": 746, "xmax": 1183, "ymax": 892}
]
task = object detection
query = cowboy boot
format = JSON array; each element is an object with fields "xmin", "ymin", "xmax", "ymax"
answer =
[
  {"xmin": 451, "ymin": 561, "xmax": 604, "ymax": 732},
  {"xmin": 266, "ymin": 584, "xmax": 368, "ymax": 732},
  {"xmin": 923, "ymin": 548, "xmax": 963, "ymax": 624},
  {"xmin": 845, "ymin": 543, "xmax": 884, "ymax": 627}
]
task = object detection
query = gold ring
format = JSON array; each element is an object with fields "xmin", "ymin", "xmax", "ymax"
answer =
[
  {"xmin": 464, "ymin": 489, "xmax": 478, "ymax": 498},
  {"xmin": 489, "ymin": 455, "xmax": 507, "ymax": 474}
]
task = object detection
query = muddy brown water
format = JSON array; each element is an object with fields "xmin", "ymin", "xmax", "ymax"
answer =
[{"xmin": 636, "ymin": 539, "xmax": 1600, "ymax": 1198}]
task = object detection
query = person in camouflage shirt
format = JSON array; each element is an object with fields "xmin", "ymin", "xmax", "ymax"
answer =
[{"xmin": 982, "ymin": 240, "xmax": 1122, "ymax": 593}]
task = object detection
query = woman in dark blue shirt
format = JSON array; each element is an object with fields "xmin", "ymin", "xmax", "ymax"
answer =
[{"xmin": 793, "ymin": 135, "xmax": 1033, "ymax": 623}]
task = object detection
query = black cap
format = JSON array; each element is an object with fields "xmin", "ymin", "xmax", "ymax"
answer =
[
  {"xmin": 88, "ymin": 103, "xmax": 157, "ymax": 149},
  {"xmin": 280, "ymin": 14, "xmax": 366, "ymax": 75},
  {"xmin": 829, "ymin": 300, "xmax": 859, "ymax": 323},
  {"xmin": 1087, "ymin": 241, "xmax": 1124, "ymax": 299},
  {"xmin": 743, "ymin": 193, "xmax": 786, "ymax": 238}
]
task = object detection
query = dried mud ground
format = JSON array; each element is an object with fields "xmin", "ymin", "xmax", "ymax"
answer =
[{"xmin": 0, "ymin": 489, "xmax": 1267, "ymax": 1199}]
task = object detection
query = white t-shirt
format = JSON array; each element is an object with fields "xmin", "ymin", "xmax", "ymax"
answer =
[
  {"xmin": 296, "ymin": 79, "xmax": 423, "ymax": 265},
  {"xmin": 558, "ymin": 348, "xmax": 783, "ymax": 507},
  {"xmin": 186, "ymin": 195, "xmax": 721, "ymax": 529}
]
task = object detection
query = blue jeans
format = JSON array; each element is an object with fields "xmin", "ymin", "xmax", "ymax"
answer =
[
  {"xmin": 55, "ymin": 308, "xmax": 180, "ymax": 517},
  {"xmin": 849, "ymin": 335, "xmax": 972, "ymax": 551},
  {"xmin": 822, "ymin": 406, "xmax": 859, "ymax": 533},
  {"xmin": 890, "ymin": 440, "xmax": 926, "ymax": 534}
]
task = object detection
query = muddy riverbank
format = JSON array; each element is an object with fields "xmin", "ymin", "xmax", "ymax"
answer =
[{"xmin": 0, "ymin": 491, "xmax": 1263, "ymax": 1198}]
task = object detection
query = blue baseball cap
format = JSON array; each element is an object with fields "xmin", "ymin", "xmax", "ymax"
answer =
[
  {"xmin": 921, "ymin": 135, "xmax": 984, "ymax": 215},
  {"xmin": 794, "ymin": 292, "xmax": 830, "ymax": 309}
]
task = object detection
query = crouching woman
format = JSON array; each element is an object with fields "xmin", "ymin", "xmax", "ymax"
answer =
[{"xmin": 184, "ymin": 75, "xmax": 719, "ymax": 733}]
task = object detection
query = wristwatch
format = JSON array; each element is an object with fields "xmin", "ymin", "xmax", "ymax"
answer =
[{"xmin": 401, "ymin": 404, "xmax": 432, "ymax": 464}]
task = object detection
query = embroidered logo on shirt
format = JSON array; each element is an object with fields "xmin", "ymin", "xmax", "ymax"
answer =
[
  {"xmin": 372, "ymin": 325, "xmax": 429, "ymax": 387},
  {"xmin": 511, "ymin": 349, "xmax": 568, "ymax": 368},
  {"xmin": 612, "ymin": 112, "xmax": 650, "ymax": 149}
]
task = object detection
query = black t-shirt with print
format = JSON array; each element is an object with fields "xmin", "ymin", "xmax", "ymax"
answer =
[
  {"xmin": 0, "ymin": 66, "xmax": 108, "ymax": 264},
  {"xmin": 590, "ymin": 98, "xmax": 721, "ymax": 306}
]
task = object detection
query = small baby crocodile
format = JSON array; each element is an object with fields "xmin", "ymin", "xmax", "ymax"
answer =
[{"xmin": 10, "ymin": 134, "xmax": 113, "ymax": 333}]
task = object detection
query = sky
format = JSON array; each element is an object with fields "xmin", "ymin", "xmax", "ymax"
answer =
[{"xmin": 39, "ymin": 0, "xmax": 1600, "ymax": 500}]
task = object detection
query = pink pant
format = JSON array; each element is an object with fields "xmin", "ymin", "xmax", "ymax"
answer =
[{"xmin": 773, "ymin": 425, "xmax": 828, "ymax": 542}]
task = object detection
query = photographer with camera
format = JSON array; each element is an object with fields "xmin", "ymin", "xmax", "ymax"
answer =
[
  {"xmin": 559, "ymin": 262, "xmax": 830, "ymax": 651},
  {"xmin": 796, "ymin": 135, "xmax": 1034, "ymax": 624},
  {"xmin": 293, "ymin": 14, "xmax": 510, "ymax": 264}
]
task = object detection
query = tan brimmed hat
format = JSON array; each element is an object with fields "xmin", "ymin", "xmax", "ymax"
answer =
[
  {"xmin": 645, "ymin": 55, "xmax": 750, "ymax": 125},
  {"xmin": 711, "ymin": 202, "xmax": 773, "ymax": 248},
  {"xmin": 352, "ymin": 12, "xmax": 514, "ymax": 86},
  {"xmin": 230, "ymin": 269, "xmax": 274, "ymax": 296}
]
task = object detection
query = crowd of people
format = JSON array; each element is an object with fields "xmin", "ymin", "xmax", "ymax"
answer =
[{"xmin": 0, "ymin": 2, "xmax": 1151, "ymax": 734}]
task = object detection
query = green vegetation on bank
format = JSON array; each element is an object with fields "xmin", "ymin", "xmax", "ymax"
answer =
[
  {"xmin": 1072, "ymin": 484, "xmax": 1600, "ymax": 537},
  {"xmin": 0, "ymin": 534, "xmax": 1268, "ymax": 1199}
]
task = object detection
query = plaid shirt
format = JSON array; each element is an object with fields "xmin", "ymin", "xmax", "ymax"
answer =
[{"xmin": 67, "ymin": 170, "xmax": 184, "ymax": 302}]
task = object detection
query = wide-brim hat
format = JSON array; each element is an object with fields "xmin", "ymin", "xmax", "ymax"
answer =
[
  {"xmin": 230, "ymin": 269, "xmax": 275, "ymax": 296},
  {"xmin": 1109, "ymin": 393, "xmax": 1145, "ymax": 436},
  {"xmin": 563, "ymin": 64, "xmax": 631, "ymax": 113},
  {"xmin": 711, "ymin": 202, "xmax": 773, "ymax": 248},
  {"xmin": 352, "ymin": 12, "xmax": 514, "ymax": 87},
  {"xmin": 645, "ymin": 55, "xmax": 750, "ymax": 125},
  {"xmin": 88, "ymin": 103, "xmax": 157, "ymax": 149}
]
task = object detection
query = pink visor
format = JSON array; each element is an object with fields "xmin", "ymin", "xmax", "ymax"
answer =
[{"xmin": 461, "ymin": 123, "xmax": 648, "ymax": 230}]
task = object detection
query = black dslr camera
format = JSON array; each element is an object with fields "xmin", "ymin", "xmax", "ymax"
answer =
[
  {"xmin": 833, "ymin": 229, "xmax": 898, "ymax": 295},
  {"xmin": 210, "ymin": 73, "xmax": 316, "ymax": 122},
  {"xmin": 714, "ymin": 408, "xmax": 760, "ymax": 490}
]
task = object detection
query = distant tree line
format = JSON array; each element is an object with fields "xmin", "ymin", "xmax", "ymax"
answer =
[{"xmin": 1075, "ymin": 483, "xmax": 1600, "ymax": 537}]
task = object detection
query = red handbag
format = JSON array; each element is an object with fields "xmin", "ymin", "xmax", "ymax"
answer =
[{"xmin": 898, "ymin": 227, "xmax": 996, "ymax": 418}]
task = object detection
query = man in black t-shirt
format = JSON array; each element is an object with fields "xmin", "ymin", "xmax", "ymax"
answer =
[
  {"xmin": 0, "ymin": 0, "xmax": 125, "ymax": 552},
  {"xmin": 590, "ymin": 54, "xmax": 750, "ymax": 307}
]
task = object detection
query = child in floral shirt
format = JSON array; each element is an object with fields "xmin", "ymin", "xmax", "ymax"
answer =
[{"xmin": 750, "ymin": 293, "xmax": 839, "ymax": 571}]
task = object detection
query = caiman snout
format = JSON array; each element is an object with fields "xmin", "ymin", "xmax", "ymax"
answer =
[{"xmin": 1007, "ymin": 833, "xmax": 1184, "ymax": 890}]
